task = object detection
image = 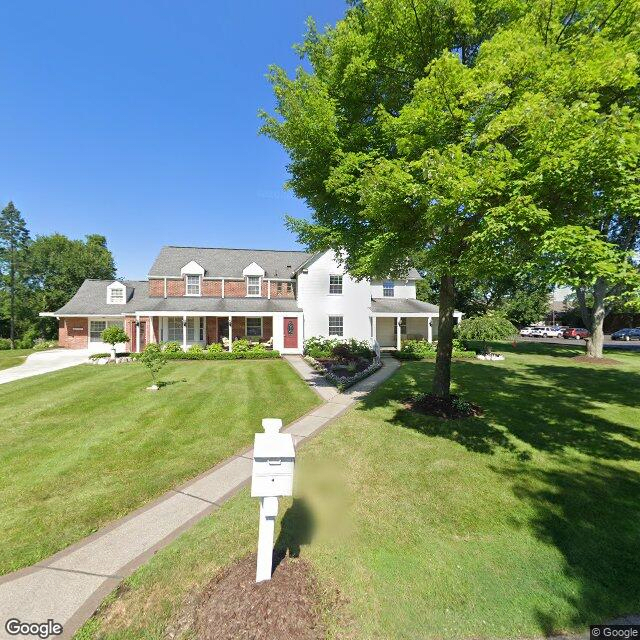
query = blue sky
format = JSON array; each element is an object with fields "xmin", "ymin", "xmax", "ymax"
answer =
[{"xmin": 0, "ymin": 1, "xmax": 346, "ymax": 279}]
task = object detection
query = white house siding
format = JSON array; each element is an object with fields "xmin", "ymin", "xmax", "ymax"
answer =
[
  {"xmin": 297, "ymin": 251, "xmax": 372, "ymax": 341},
  {"xmin": 376, "ymin": 317, "xmax": 396, "ymax": 347},
  {"xmin": 370, "ymin": 280, "xmax": 417, "ymax": 299}
]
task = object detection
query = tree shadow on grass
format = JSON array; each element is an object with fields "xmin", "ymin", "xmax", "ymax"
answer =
[
  {"xmin": 362, "ymin": 359, "xmax": 640, "ymax": 461},
  {"xmin": 500, "ymin": 462, "xmax": 640, "ymax": 632}
]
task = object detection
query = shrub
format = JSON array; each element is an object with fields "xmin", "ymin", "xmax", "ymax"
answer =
[
  {"xmin": 163, "ymin": 341, "xmax": 183, "ymax": 353},
  {"xmin": 101, "ymin": 326, "xmax": 129, "ymax": 349},
  {"xmin": 207, "ymin": 342, "xmax": 225, "ymax": 353},
  {"xmin": 33, "ymin": 340, "xmax": 56, "ymax": 351},
  {"xmin": 0, "ymin": 338, "xmax": 10, "ymax": 350},
  {"xmin": 345, "ymin": 338, "xmax": 374, "ymax": 359},
  {"xmin": 187, "ymin": 344, "xmax": 204, "ymax": 355},
  {"xmin": 304, "ymin": 336, "xmax": 339, "ymax": 358},
  {"xmin": 455, "ymin": 314, "xmax": 517, "ymax": 343},
  {"xmin": 161, "ymin": 350, "xmax": 281, "ymax": 360},
  {"xmin": 231, "ymin": 338, "xmax": 252, "ymax": 352},
  {"xmin": 304, "ymin": 336, "xmax": 373, "ymax": 360},
  {"xmin": 331, "ymin": 342, "xmax": 352, "ymax": 360},
  {"xmin": 398, "ymin": 339, "xmax": 437, "ymax": 359},
  {"xmin": 89, "ymin": 353, "xmax": 110, "ymax": 360}
]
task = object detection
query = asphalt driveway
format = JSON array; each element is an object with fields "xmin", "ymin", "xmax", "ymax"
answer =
[{"xmin": 517, "ymin": 336, "xmax": 640, "ymax": 351}]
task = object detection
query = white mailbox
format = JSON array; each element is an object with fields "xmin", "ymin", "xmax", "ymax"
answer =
[
  {"xmin": 251, "ymin": 432, "xmax": 296, "ymax": 498},
  {"xmin": 251, "ymin": 418, "xmax": 296, "ymax": 582}
]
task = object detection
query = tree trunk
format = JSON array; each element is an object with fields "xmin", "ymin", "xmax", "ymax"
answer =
[
  {"xmin": 433, "ymin": 274, "xmax": 456, "ymax": 398},
  {"xmin": 9, "ymin": 245, "xmax": 15, "ymax": 349},
  {"xmin": 586, "ymin": 279, "xmax": 607, "ymax": 358}
]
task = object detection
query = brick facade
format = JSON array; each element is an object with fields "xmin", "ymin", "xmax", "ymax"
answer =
[
  {"xmin": 149, "ymin": 278, "xmax": 164, "ymax": 297},
  {"xmin": 166, "ymin": 278, "xmax": 186, "ymax": 296},
  {"xmin": 58, "ymin": 318, "xmax": 88, "ymax": 349},
  {"xmin": 224, "ymin": 280, "xmax": 245, "ymax": 297},
  {"xmin": 202, "ymin": 280, "xmax": 222, "ymax": 296},
  {"xmin": 150, "ymin": 276, "xmax": 295, "ymax": 299}
]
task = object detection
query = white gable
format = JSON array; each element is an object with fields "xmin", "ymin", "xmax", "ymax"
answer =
[
  {"xmin": 242, "ymin": 262, "xmax": 265, "ymax": 277},
  {"xmin": 106, "ymin": 281, "xmax": 126, "ymax": 305},
  {"xmin": 180, "ymin": 260, "xmax": 205, "ymax": 276}
]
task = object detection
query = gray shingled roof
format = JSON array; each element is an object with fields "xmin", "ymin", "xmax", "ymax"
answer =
[
  {"xmin": 149, "ymin": 246, "xmax": 312, "ymax": 279},
  {"xmin": 54, "ymin": 280, "xmax": 152, "ymax": 315},
  {"xmin": 53, "ymin": 279, "xmax": 300, "ymax": 315},
  {"xmin": 371, "ymin": 298, "xmax": 440, "ymax": 314}
]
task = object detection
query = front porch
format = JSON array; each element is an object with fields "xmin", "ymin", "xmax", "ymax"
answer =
[
  {"xmin": 372, "ymin": 314, "xmax": 462, "ymax": 351},
  {"xmin": 132, "ymin": 311, "xmax": 303, "ymax": 354}
]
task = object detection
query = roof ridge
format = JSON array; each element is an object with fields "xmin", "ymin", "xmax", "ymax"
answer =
[{"xmin": 162, "ymin": 245, "xmax": 310, "ymax": 253}]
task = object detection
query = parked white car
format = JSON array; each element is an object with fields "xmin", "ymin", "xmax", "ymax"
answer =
[
  {"xmin": 531, "ymin": 326, "xmax": 563, "ymax": 338},
  {"xmin": 520, "ymin": 327, "xmax": 535, "ymax": 337}
]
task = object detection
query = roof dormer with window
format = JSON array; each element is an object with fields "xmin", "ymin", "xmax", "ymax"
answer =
[
  {"xmin": 180, "ymin": 261, "xmax": 205, "ymax": 296},
  {"xmin": 242, "ymin": 262, "xmax": 265, "ymax": 297},
  {"xmin": 106, "ymin": 281, "xmax": 126, "ymax": 305}
]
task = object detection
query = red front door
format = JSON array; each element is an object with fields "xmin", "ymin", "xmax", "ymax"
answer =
[{"xmin": 283, "ymin": 317, "xmax": 298, "ymax": 349}]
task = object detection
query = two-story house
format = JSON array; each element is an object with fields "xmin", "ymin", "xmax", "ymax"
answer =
[{"xmin": 42, "ymin": 245, "xmax": 462, "ymax": 354}]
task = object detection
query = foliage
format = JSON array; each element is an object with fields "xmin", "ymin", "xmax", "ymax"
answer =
[
  {"xmin": 0, "ymin": 338, "xmax": 11, "ymax": 350},
  {"xmin": 206, "ymin": 342, "xmax": 225, "ymax": 353},
  {"xmin": 304, "ymin": 354, "xmax": 382, "ymax": 391},
  {"xmin": 455, "ymin": 315, "xmax": 517, "ymax": 343},
  {"xmin": 262, "ymin": 0, "xmax": 640, "ymax": 387},
  {"xmin": 101, "ymin": 326, "xmax": 129, "ymax": 348},
  {"xmin": 304, "ymin": 336, "xmax": 373, "ymax": 360},
  {"xmin": 138, "ymin": 343, "xmax": 167, "ymax": 385},
  {"xmin": 32, "ymin": 339, "xmax": 57, "ymax": 351},
  {"xmin": 155, "ymin": 350, "xmax": 281, "ymax": 361},
  {"xmin": 397, "ymin": 338, "xmax": 475, "ymax": 360},
  {"xmin": 231, "ymin": 338, "xmax": 252, "ymax": 352},
  {"xmin": 15, "ymin": 326, "xmax": 39, "ymax": 349},
  {"xmin": 163, "ymin": 341, "xmax": 183, "ymax": 353},
  {"xmin": 187, "ymin": 344, "xmax": 204, "ymax": 355}
]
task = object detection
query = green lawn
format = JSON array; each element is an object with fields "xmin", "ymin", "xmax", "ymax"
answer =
[
  {"xmin": 0, "ymin": 348, "xmax": 35, "ymax": 371},
  {"xmin": 77, "ymin": 342, "xmax": 640, "ymax": 640},
  {"xmin": 0, "ymin": 359, "xmax": 320, "ymax": 575}
]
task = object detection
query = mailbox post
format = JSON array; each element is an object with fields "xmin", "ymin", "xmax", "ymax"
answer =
[{"xmin": 251, "ymin": 418, "xmax": 295, "ymax": 582}]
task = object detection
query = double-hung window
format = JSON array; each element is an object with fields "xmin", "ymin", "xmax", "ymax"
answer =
[
  {"xmin": 185, "ymin": 275, "xmax": 201, "ymax": 296},
  {"xmin": 90, "ymin": 319, "xmax": 124, "ymax": 342},
  {"xmin": 246, "ymin": 317, "xmax": 262, "ymax": 337},
  {"xmin": 328, "ymin": 316, "xmax": 344, "ymax": 337},
  {"xmin": 167, "ymin": 317, "xmax": 182, "ymax": 342},
  {"xmin": 383, "ymin": 280, "xmax": 395, "ymax": 297},
  {"xmin": 109, "ymin": 288, "xmax": 124, "ymax": 303},
  {"xmin": 246, "ymin": 275, "xmax": 261, "ymax": 296},
  {"xmin": 186, "ymin": 317, "xmax": 203, "ymax": 341},
  {"xmin": 329, "ymin": 275, "xmax": 343, "ymax": 294}
]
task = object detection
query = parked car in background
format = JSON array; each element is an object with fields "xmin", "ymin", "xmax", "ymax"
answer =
[
  {"xmin": 611, "ymin": 328, "xmax": 640, "ymax": 341},
  {"xmin": 563, "ymin": 327, "xmax": 590, "ymax": 340},
  {"xmin": 520, "ymin": 327, "xmax": 535, "ymax": 337},
  {"xmin": 530, "ymin": 326, "xmax": 563, "ymax": 338}
]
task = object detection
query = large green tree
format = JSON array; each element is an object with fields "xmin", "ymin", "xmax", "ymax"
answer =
[
  {"xmin": 0, "ymin": 202, "xmax": 31, "ymax": 348},
  {"xmin": 29, "ymin": 233, "xmax": 117, "ymax": 338},
  {"xmin": 263, "ymin": 0, "xmax": 639, "ymax": 397}
]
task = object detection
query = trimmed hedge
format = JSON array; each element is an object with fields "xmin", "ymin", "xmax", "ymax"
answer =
[{"xmin": 132, "ymin": 350, "xmax": 281, "ymax": 361}]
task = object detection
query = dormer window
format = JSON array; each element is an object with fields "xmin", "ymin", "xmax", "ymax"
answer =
[
  {"xmin": 246, "ymin": 275, "xmax": 261, "ymax": 296},
  {"xmin": 383, "ymin": 280, "xmax": 395, "ymax": 297},
  {"xmin": 185, "ymin": 274, "xmax": 201, "ymax": 296},
  {"xmin": 106, "ymin": 281, "xmax": 126, "ymax": 305}
]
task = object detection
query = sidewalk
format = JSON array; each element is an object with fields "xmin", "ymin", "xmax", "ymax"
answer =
[{"xmin": 0, "ymin": 355, "xmax": 399, "ymax": 640}]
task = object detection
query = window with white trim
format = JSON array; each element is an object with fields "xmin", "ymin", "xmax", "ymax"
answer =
[
  {"xmin": 276, "ymin": 281, "xmax": 293, "ymax": 295},
  {"xmin": 383, "ymin": 280, "xmax": 395, "ymax": 297},
  {"xmin": 109, "ymin": 288, "xmax": 125, "ymax": 304},
  {"xmin": 90, "ymin": 319, "xmax": 124, "ymax": 342},
  {"xmin": 329, "ymin": 275, "xmax": 343, "ymax": 294},
  {"xmin": 246, "ymin": 275, "xmax": 261, "ymax": 296},
  {"xmin": 246, "ymin": 317, "xmax": 262, "ymax": 337},
  {"xmin": 186, "ymin": 317, "xmax": 204, "ymax": 341},
  {"xmin": 167, "ymin": 317, "xmax": 182, "ymax": 342},
  {"xmin": 185, "ymin": 275, "xmax": 201, "ymax": 296},
  {"xmin": 328, "ymin": 316, "xmax": 344, "ymax": 336}
]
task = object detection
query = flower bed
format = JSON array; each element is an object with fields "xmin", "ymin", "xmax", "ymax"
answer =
[{"xmin": 304, "ymin": 354, "xmax": 382, "ymax": 391}]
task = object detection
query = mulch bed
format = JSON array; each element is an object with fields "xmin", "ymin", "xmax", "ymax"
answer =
[
  {"xmin": 573, "ymin": 356, "xmax": 621, "ymax": 365},
  {"xmin": 405, "ymin": 393, "xmax": 484, "ymax": 420},
  {"xmin": 191, "ymin": 553, "xmax": 326, "ymax": 640}
]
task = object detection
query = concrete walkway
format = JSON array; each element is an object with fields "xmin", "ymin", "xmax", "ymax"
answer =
[
  {"xmin": 0, "ymin": 349, "xmax": 89, "ymax": 385},
  {"xmin": 0, "ymin": 355, "xmax": 399, "ymax": 640}
]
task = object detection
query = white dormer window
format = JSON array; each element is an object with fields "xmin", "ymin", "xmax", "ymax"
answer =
[
  {"xmin": 246, "ymin": 275, "xmax": 261, "ymax": 296},
  {"xmin": 242, "ymin": 262, "xmax": 265, "ymax": 297},
  {"xmin": 383, "ymin": 280, "xmax": 395, "ymax": 297},
  {"xmin": 185, "ymin": 274, "xmax": 201, "ymax": 296},
  {"xmin": 106, "ymin": 281, "xmax": 126, "ymax": 305}
]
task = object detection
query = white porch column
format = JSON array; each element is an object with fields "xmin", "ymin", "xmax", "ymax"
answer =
[
  {"xmin": 427, "ymin": 317, "xmax": 433, "ymax": 343},
  {"xmin": 396, "ymin": 316, "xmax": 402, "ymax": 351},
  {"xmin": 228, "ymin": 315, "xmax": 233, "ymax": 351},
  {"xmin": 221, "ymin": 279, "xmax": 225, "ymax": 298},
  {"xmin": 135, "ymin": 314, "xmax": 141, "ymax": 353},
  {"xmin": 372, "ymin": 316, "xmax": 377, "ymax": 341},
  {"xmin": 149, "ymin": 316, "xmax": 155, "ymax": 344},
  {"xmin": 182, "ymin": 315, "xmax": 187, "ymax": 350}
]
